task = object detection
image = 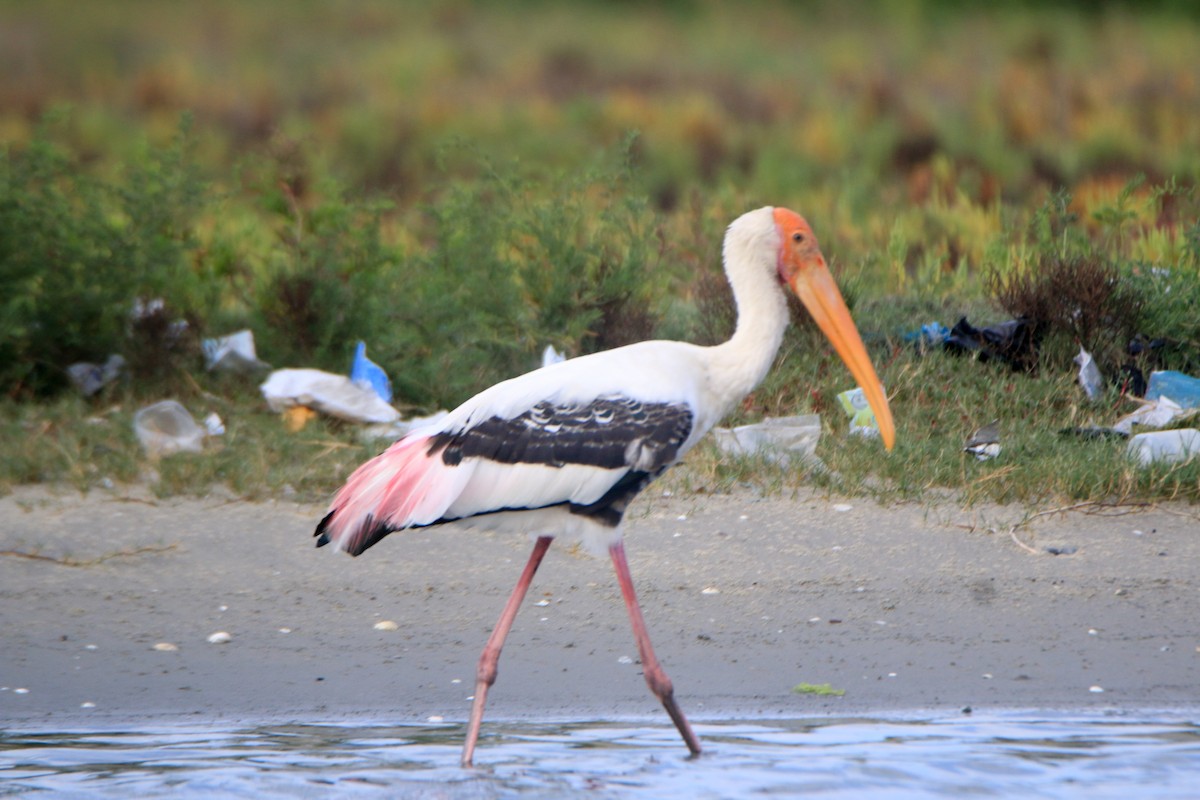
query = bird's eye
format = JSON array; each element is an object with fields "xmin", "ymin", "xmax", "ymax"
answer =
[{"xmin": 792, "ymin": 232, "xmax": 805, "ymax": 243}]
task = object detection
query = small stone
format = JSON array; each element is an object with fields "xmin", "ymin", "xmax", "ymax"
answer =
[
  {"xmin": 833, "ymin": 504, "xmax": 853, "ymax": 512},
  {"xmin": 701, "ymin": 587, "xmax": 721, "ymax": 595},
  {"xmin": 207, "ymin": 631, "xmax": 232, "ymax": 644},
  {"xmin": 13, "ymin": 687, "xmax": 29, "ymax": 695},
  {"xmin": 373, "ymin": 620, "xmax": 399, "ymax": 632},
  {"xmin": 1089, "ymin": 685, "xmax": 1105, "ymax": 693},
  {"xmin": 618, "ymin": 655, "xmax": 634, "ymax": 664},
  {"xmin": 427, "ymin": 715, "xmax": 444, "ymax": 723},
  {"xmin": 81, "ymin": 701, "xmax": 96, "ymax": 708},
  {"xmin": 153, "ymin": 642, "xmax": 179, "ymax": 652}
]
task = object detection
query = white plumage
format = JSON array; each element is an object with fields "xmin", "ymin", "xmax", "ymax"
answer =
[{"xmin": 314, "ymin": 205, "xmax": 895, "ymax": 766}]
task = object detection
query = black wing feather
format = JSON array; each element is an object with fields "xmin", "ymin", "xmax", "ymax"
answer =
[{"xmin": 429, "ymin": 397, "xmax": 694, "ymax": 472}]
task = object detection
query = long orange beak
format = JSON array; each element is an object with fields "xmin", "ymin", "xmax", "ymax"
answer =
[{"xmin": 788, "ymin": 259, "xmax": 896, "ymax": 450}]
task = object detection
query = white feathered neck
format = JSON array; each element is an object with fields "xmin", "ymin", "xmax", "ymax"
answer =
[{"xmin": 705, "ymin": 206, "xmax": 790, "ymax": 415}]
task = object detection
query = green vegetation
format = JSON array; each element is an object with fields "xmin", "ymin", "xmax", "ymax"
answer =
[
  {"xmin": 792, "ymin": 683, "xmax": 846, "ymax": 697},
  {"xmin": 1, "ymin": 1, "xmax": 1198, "ymax": 504}
]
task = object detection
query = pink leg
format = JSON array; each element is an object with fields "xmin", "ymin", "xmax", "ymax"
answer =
[
  {"xmin": 461, "ymin": 535, "xmax": 553, "ymax": 767},
  {"xmin": 610, "ymin": 540, "xmax": 702, "ymax": 757}
]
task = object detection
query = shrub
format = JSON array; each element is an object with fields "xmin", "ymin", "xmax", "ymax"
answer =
[
  {"xmin": 249, "ymin": 179, "xmax": 399, "ymax": 374},
  {"xmin": 374, "ymin": 141, "xmax": 663, "ymax": 409},
  {"xmin": 985, "ymin": 190, "xmax": 1146, "ymax": 377},
  {"xmin": 0, "ymin": 113, "xmax": 212, "ymax": 396}
]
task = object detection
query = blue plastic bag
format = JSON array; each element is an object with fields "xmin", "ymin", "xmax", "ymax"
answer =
[
  {"xmin": 1145, "ymin": 370, "xmax": 1200, "ymax": 409},
  {"xmin": 349, "ymin": 341, "xmax": 393, "ymax": 403}
]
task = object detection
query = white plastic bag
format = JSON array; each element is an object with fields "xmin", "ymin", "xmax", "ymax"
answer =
[
  {"xmin": 260, "ymin": 368, "xmax": 400, "ymax": 424},
  {"xmin": 203, "ymin": 329, "xmax": 270, "ymax": 372},
  {"xmin": 1127, "ymin": 428, "xmax": 1200, "ymax": 466},
  {"xmin": 711, "ymin": 414, "xmax": 821, "ymax": 466},
  {"xmin": 134, "ymin": 400, "xmax": 206, "ymax": 458}
]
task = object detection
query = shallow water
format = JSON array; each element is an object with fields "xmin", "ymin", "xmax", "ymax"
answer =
[{"xmin": 3, "ymin": 712, "xmax": 1199, "ymax": 799}]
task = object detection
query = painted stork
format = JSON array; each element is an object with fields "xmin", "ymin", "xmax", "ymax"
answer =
[{"xmin": 315, "ymin": 206, "xmax": 896, "ymax": 766}]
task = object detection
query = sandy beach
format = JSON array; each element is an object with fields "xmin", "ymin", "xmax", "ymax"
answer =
[{"xmin": 2, "ymin": 484, "xmax": 1198, "ymax": 732}]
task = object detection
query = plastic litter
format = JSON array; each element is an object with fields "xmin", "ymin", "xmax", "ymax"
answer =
[
  {"xmin": 837, "ymin": 387, "xmax": 882, "ymax": 438},
  {"xmin": 349, "ymin": 341, "xmax": 392, "ymax": 403},
  {"xmin": 66, "ymin": 354, "xmax": 125, "ymax": 396},
  {"xmin": 943, "ymin": 316, "xmax": 1037, "ymax": 370},
  {"xmin": 1060, "ymin": 425, "xmax": 1127, "ymax": 440},
  {"xmin": 1112, "ymin": 395, "xmax": 1195, "ymax": 435},
  {"xmin": 711, "ymin": 414, "xmax": 821, "ymax": 466},
  {"xmin": 131, "ymin": 297, "xmax": 189, "ymax": 341},
  {"xmin": 1075, "ymin": 347, "xmax": 1103, "ymax": 400},
  {"xmin": 904, "ymin": 321, "xmax": 950, "ymax": 354},
  {"xmin": 1145, "ymin": 370, "xmax": 1200, "ymax": 409},
  {"xmin": 203, "ymin": 412, "xmax": 225, "ymax": 436},
  {"xmin": 1120, "ymin": 336, "xmax": 1168, "ymax": 396},
  {"xmin": 283, "ymin": 406, "xmax": 318, "ymax": 432},
  {"xmin": 260, "ymin": 368, "xmax": 400, "ymax": 424},
  {"xmin": 1126, "ymin": 428, "xmax": 1200, "ymax": 467},
  {"xmin": 134, "ymin": 400, "xmax": 206, "ymax": 458},
  {"xmin": 541, "ymin": 345, "xmax": 567, "ymax": 368},
  {"xmin": 202, "ymin": 330, "xmax": 269, "ymax": 372}
]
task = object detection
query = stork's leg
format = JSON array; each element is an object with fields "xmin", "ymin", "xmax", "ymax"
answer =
[
  {"xmin": 609, "ymin": 540, "xmax": 702, "ymax": 757},
  {"xmin": 461, "ymin": 535, "xmax": 553, "ymax": 767}
]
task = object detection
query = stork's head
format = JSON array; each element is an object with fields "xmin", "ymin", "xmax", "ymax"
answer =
[{"xmin": 731, "ymin": 206, "xmax": 895, "ymax": 451}]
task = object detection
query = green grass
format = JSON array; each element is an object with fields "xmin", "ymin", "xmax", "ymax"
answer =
[
  {"xmin": 1, "ymin": 1, "xmax": 1199, "ymax": 506},
  {"xmin": 0, "ymin": 382, "xmax": 379, "ymax": 501}
]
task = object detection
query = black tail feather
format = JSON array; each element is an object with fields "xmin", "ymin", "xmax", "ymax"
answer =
[
  {"xmin": 314, "ymin": 508, "xmax": 395, "ymax": 556},
  {"xmin": 314, "ymin": 509, "xmax": 336, "ymax": 548}
]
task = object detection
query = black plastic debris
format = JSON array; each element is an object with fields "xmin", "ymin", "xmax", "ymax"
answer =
[
  {"xmin": 1120, "ymin": 364, "xmax": 1147, "ymax": 398},
  {"xmin": 943, "ymin": 316, "xmax": 1038, "ymax": 370},
  {"xmin": 1122, "ymin": 336, "xmax": 1171, "ymax": 397},
  {"xmin": 1059, "ymin": 426, "xmax": 1129, "ymax": 440}
]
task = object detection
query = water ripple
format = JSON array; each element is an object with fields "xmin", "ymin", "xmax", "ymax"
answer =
[{"xmin": 2, "ymin": 712, "xmax": 1198, "ymax": 798}]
